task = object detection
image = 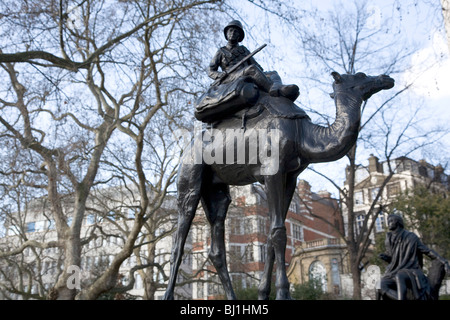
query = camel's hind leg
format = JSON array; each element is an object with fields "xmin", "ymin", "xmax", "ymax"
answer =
[
  {"xmin": 201, "ymin": 176, "xmax": 236, "ymax": 300},
  {"xmin": 163, "ymin": 162, "xmax": 204, "ymax": 300},
  {"xmin": 258, "ymin": 173, "xmax": 297, "ymax": 300}
]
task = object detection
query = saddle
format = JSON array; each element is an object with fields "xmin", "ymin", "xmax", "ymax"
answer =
[{"xmin": 195, "ymin": 78, "xmax": 308, "ymax": 124}]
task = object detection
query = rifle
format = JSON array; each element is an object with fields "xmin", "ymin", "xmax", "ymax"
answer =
[{"xmin": 211, "ymin": 43, "xmax": 267, "ymax": 86}]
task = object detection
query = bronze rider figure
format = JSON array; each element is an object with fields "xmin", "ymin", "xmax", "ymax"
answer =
[{"xmin": 208, "ymin": 20, "xmax": 300, "ymax": 102}]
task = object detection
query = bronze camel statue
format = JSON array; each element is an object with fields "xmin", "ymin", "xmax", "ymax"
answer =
[{"xmin": 163, "ymin": 71, "xmax": 395, "ymax": 300}]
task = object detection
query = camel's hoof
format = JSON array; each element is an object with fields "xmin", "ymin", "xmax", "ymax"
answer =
[
  {"xmin": 163, "ymin": 292, "xmax": 174, "ymax": 300},
  {"xmin": 276, "ymin": 289, "xmax": 293, "ymax": 300},
  {"xmin": 258, "ymin": 289, "xmax": 270, "ymax": 301}
]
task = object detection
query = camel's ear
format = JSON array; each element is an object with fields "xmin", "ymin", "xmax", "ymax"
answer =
[{"xmin": 331, "ymin": 71, "xmax": 342, "ymax": 83}]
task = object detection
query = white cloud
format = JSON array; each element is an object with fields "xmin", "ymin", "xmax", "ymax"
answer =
[{"xmin": 404, "ymin": 32, "xmax": 450, "ymax": 100}]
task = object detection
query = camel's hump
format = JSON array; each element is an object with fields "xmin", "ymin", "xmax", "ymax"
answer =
[{"xmin": 258, "ymin": 94, "xmax": 309, "ymax": 120}]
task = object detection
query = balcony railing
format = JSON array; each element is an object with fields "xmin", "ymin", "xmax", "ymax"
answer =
[{"xmin": 303, "ymin": 238, "xmax": 344, "ymax": 250}]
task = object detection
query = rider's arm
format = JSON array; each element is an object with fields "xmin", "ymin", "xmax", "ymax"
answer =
[{"xmin": 208, "ymin": 49, "xmax": 224, "ymax": 80}]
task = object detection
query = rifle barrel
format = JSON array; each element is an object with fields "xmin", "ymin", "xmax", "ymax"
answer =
[{"xmin": 211, "ymin": 43, "xmax": 267, "ymax": 86}]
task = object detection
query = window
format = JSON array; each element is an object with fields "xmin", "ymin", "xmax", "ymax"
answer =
[
  {"xmin": 196, "ymin": 282, "xmax": 204, "ymax": 299},
  {"xmin": 48, "ymin": 220, "xmax": 55, "ymax": 230},
  {"xmin": 107, "ymin": 210, "xmax": 121, "ymax": 221},
  {"xmin": 375, "ymin": 212, "xmax": 385, "ymax": 232},
  {"xmin": 331, "ymin": 259, "xmax": 340, "ymax": 288},
  {"xmin": 229, "ymin": 245, "xmax": 241, "ymax": 261},
  {"xmin": 259, "ymin": 244, "xmax": 266, "ymax": 263},
  {"xmin": 404, "ymin": 161, "xmax": 412, "ymax": 172},
  {"xmin": 154, "ymin": 270, "xmax": 164, "ymax": 284},
  {"xmin": 292, "ymin": 224, "xmax": 303, "ymax": 241},
  {"xmin": 229, "ymin": 218, "xmax": 241, "ymax": 235},
  {"xmin": 26, "ymin": 222, "xmax": 35, "ymax": 233},
  {"xmin": 370, "ymin": 187, "xmax": 380, "ymax": 201},
  {"xmin": 245, "ymin": 245, "xmax": 254, "ymax": 263},
  {"xmin": 419, "ymin": 165, "xmax": 428, "ymax": 177},
  {"xmin": 354, "ymin": 191, "xmax": 363, "ymax": 205},
  {"xmin": 86, "ymin": 214, "xmax": 96, "ymax": 225},
  {"xmin": 289, "ymin": 201, "xmax": 297, "ymax": 213},
  {"xmin": 182, "ymin": 251, "xmax": 191, "ymax": 266},
  {"xmin": 135, "ymin": 274, "xmax": 143, "ymax": 289},
  {"xmin": 155, "ymin": 227, "xmax": 166, "ymax": 237},
  {"xmin": 0, "ymin": 222, "xmax": 5, "ymax": 238},
  {"xmin": 387, "ymin": 183, "xmax": 400, "ymax": 197},
  {"xmin": 43, "ymin": 261, "xmax": 50, "ymax": 274},
  {"xmin": 194, "ymin": 226, "xmax": 204, "ymax": 243},
  {"xmin": 208, "ymin": 275, "xmax": 221, "ymax": 295},
  {"xmin": 127, "ymin": 208, "xmax": 136, "ymax": 220},
  {"xmin": 309, "ymin": 261, "xmax": 328, "ymax": 292},
  {"xmin": 35, "ymin": 221, "xmax": 45, "ymax": 232},
  {"xmin": 257, "ymin": 217, "xmax": 267, "ymax": 234},
  {"xmin": 85, "ymin": 257, "xmax": 92, "ymax": 271},
  {"xmin": 355, "ymin": 212, "xmax": 365, "ymax": 234},
  {"xmin": 243, "ymin": 217, "xmax": 254, "ymax": 234},
  {"xmin": 95, "ymin": 237, "xmax": 103, "ymax": 247}
]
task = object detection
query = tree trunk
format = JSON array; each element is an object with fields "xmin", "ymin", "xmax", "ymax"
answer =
[
  {"xmin": 53, "ymin": 234, "xmax": 82, "ymax": 300},
  {"xmin": 351, "ymin": 259, "xmax": 362, "ymax": 300},
  {"xmin": 346, "ymin": 145, "xmax": 363, "ymax": 300},
  {"xmin": 144, "ymin": 241, "xmax": 157, "ymax": 300}
]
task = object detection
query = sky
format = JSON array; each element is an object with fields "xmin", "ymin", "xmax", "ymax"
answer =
[{"xmin": 226, "ymin": 0, "xmax": 450, "ymax": 195}]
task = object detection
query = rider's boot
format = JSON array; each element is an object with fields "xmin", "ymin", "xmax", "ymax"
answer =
[
  {"xmin": 245, "ymin": 66, "xmax": 300, "ymax": 102},
  {"xmin": 269, "ymin": 83, "xmax": 300, "ymax": 102},
  {"xmin": 265, "ymin": 71, "xmax": 300, "ymax": 102}
]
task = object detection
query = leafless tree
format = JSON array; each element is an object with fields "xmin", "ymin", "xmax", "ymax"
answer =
[{"xmin": 0, "ymin": 0, "xmax": 225, "ymax": 300}]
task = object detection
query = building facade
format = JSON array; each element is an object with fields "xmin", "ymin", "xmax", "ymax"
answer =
[{"xmin": 344, "ymin": 155, "xmax": 449, "ymax": 239}]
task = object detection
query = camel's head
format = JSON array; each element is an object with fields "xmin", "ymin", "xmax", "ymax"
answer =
[{"xmin": 330, "ymin": 71, "xmax": 395, "ymax": 101}]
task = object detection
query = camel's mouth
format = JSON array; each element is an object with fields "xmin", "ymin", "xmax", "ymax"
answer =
[
  {"xmin": 362, "ymin": 74, "xmax": 395, "ymax": 100},
  {"xmin": 378, "ymin": 74, "xmax": 395, "ymax": 90}
]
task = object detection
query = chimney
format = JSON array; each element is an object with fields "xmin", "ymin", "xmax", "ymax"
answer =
[
  {"xmin": 344, "ymin": 165, "xmax": 350, "ymax": 184},
  {"xmin": 298, "ymin": 180, "xmax": 311, "ymax": 196},
  {"xmin": 297, "ymin": 180, "xmax": 312, "ymax": 211},
  {"xmin": 418, "ymin": 160, "xmax": 428, "ymax": 177},
  {"xmin": 368, "ymin": 154, "xmax": 383, "ymax": 173},
  {"xmin": 318, "ymin": 190, "xmax": 331, "ymax": 199},
  {"xmin": 434, "ymin": 164, "xmax": 444, "ymax": 183}
]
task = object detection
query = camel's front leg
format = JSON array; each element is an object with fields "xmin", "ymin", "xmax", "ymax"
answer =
[
  {"xmin": 201, "ymin": 181, "xmax": 236, "ymax": 300},
  {"xmin": 163, "ymin": 161, "xmax": 204, "ymax": 300},
  {"xmin": 261, "ymin": 173, "xmax": 293, "ymax": 300}
]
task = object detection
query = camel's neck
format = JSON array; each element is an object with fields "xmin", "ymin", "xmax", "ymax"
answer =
[
  {"xmin": 332, "ymin": 90, "xmax": 363, "ymax": 131},
  {"xmin": 300, "ymin": 90, "xmax": 362, "ymax": 164}
]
